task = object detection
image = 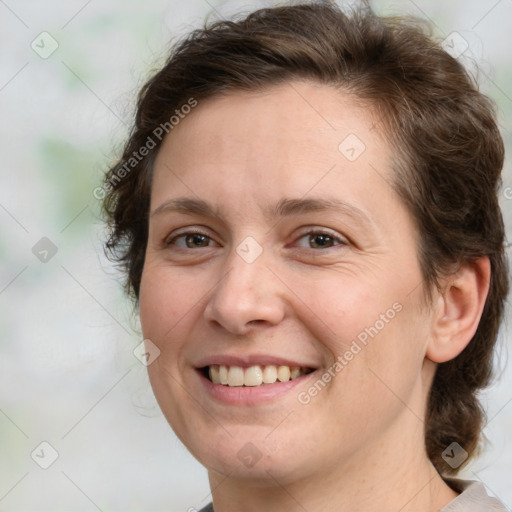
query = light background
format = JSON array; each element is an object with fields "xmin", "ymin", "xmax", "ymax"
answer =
[{"xmin": 0, "ymin": 1, "xmax": 511, "ymax": 511}]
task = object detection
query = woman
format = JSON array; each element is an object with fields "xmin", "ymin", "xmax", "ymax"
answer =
[{"xmin": 102, "ymin": 2, "xmax": 509, "ymax": 510}]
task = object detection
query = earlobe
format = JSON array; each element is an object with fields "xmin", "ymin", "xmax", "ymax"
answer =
[{"xmin": 426, "ymin": 256, "xmax": 491, "ymax": 363}]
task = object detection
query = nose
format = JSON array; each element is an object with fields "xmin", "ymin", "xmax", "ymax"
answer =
[{"xmin": 203, "ymin": 247, "xmax": 286, "ymax": 336}]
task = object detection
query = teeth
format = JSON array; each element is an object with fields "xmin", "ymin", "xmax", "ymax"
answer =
[
  {"xmin": 209, "ymin": 365, "xmax": 220, "ymax": 384},
  {"xmin": 207, "ymin": 364, "xmax": 311, "ymax": 387},
  {"xmin": 227, "ymin": 366, "xmax": 244, "ymax": 387},
  {"xmin": 290, "ymin": 367, "xmax": 301, "ymax": 379},
  {"xmin": 244, "ymin": 366, "xmax": 263, "ymax": 386},
  {"xmin": 262, "ymin": 365, "xmax": 277, "ymax": 383},
  {"xmin": 219, "ymin": 365, "xmax": 228, "ymax": 385},
  {"xmin": 277, "ymin": 365, "xmax": 291, "ymax": 382}
]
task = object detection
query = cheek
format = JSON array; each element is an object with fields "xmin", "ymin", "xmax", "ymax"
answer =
[
  {"xmin": 138, "ymin": 264, "xmax": 204, "ymax": 431},
  {"xmin": 289, "ymin": 270, "xmax": 401, "ymax": 355},
  {"xmin": 326, "ymin": 296, "xmax": 430, "ymax": 431},
  {"xmin": 139, "ymin": 262, "xmax": 202, "ymax": 343},
  {"xmin": 295, "ymin": 270, "xmax": 428, "ymax": 396}
]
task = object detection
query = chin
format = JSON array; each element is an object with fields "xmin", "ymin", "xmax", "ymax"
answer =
[
  {"xmin": 185, "ymin": 427, "xmax": 310, "ymax": 485},
  {"xmin": 201, "ymin": 451, "xmax": 300, "ymax": 485}
]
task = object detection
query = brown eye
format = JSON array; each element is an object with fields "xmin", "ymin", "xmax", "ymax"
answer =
[
  {"xmin": 167, "ymin": 232, "xmax": 214, "ymax": 249},
  {"xmin": 308, "ymin": 233, "xmax": 335, "ymax": 248},
  {"xmin": 184, "ymin": 234, "xmax": 211, "ymax": 248},
  {"xmin": 295, "ymin": 230, "xmax": 346, "ymax": 250}
]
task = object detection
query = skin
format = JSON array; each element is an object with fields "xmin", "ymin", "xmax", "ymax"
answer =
[{"xmin": 139, "ymin": 81, "xmax": 490, "ymax": 511}]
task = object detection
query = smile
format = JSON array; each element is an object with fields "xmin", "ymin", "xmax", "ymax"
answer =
[{"xmin": 204, "ymin": 364, "xmax": 314, "ymax": 387}]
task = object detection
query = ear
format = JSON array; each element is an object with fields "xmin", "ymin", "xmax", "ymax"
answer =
[{"xmin": 426, "ymin": 256, "xmax": 491, "ymax": 363}]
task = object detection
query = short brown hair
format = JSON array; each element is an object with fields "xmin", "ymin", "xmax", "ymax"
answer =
[{"xmin": 102, "ymin": 1, "xmax": 509, "ymax": 474}]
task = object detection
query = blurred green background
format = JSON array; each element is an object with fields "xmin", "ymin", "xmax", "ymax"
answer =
[{"xmin": 1, "ymin": 1, "xmax": 511, "ymax": 510}]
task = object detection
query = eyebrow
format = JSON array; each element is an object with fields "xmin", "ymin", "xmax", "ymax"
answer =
[{"xmin": 151, "ymin": 196, "xmax": 373, "ymax": 227}]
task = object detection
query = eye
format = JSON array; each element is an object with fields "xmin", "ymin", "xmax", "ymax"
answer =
[
  {"xmin": 294, "ymin": 229, "xmax": 347, "ymax": 249},
  {"xmin": 166, "ymin": 230, "xmax": 216, "ymax": 249}
]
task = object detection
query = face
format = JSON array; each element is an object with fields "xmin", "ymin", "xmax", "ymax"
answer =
[{"xmin": 139, "ymin": 81, "xmax": 434, "ymax": 485}]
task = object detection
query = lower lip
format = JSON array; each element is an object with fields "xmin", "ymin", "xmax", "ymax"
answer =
[{"xmin": 197, "ymin": 370, "xmax": 317, "ymax": 406}]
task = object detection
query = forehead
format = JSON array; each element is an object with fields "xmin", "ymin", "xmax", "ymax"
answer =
[{"xmin": 151, "ymin": 81, "xmax": 392, "ymax": 209}]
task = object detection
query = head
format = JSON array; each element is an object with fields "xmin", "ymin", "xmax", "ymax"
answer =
[{"xmin": 102, "ymin": 1, "xmax": 508, "ymax": 482}]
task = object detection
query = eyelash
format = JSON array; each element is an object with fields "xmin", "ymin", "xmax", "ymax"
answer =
[{"xmin": 165, "ymin": 228, "xmax": 348, "ymax": 250}]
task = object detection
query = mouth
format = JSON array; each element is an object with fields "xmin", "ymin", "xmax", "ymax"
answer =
[{"xmin": 199, "ymin": 364, "xmax": 315, "ymax": 387}]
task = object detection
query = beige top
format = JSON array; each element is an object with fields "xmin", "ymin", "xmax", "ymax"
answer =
[
  {"xmin": 440, "ymin": 479, "xmax": 508, "ymax": 511},
  {"xmin": 198, "ymin": 479, "xmax": 508, "ymax": 511}
]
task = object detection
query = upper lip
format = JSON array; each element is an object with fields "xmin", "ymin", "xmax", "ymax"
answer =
[{"xmin": 195, "ymin": 354, "xmax": 319, "ymax": 369}]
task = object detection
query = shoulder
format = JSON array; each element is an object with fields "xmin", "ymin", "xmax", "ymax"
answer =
[{"xmin": 441, "ymin": 479, "xmax": 508, "ymax": 511}]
